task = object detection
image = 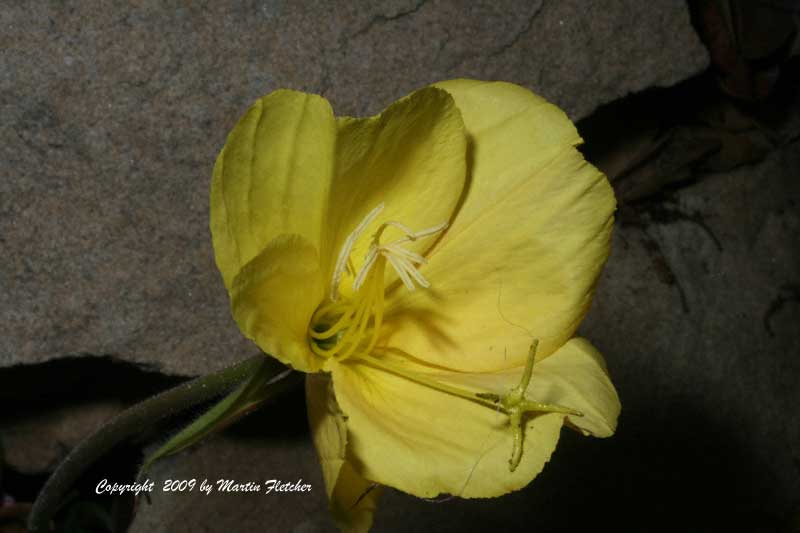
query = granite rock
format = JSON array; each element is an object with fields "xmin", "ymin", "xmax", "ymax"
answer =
[
  {"xmin": 575, "ymin": 142, "xmax": 800, "ymax": 527},
  {"xmin": 1, "ymin": 400, "xmax": 123, "ymax": 474},
  {"xmin": 1, "ymin": 1, "xmax": 708, "ymax": 376}
]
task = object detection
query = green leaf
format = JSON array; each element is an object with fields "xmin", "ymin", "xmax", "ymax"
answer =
[{"xmin": 139, "ymin": 357, "xmax": 300, "ymax": 478}]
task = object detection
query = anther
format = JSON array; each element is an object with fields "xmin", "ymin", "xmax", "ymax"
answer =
[
  {"xmin": 352, "ymin": 218, "xmax": 448, "ymax": 292},
  {"xmin": 331, "ymin": 203, "xmax": 385, "ymax": 301}
]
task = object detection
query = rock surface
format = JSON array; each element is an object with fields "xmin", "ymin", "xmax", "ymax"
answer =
[
  {"xmin": 577, "ymin": 142, "xmax": 800, "ymax": 529},
  {"xmin": 2, "ymin": 401, "xmax": 123, "ymax": 474},
  {"xmin": 126, "ymin": 141, "xmax": 800, "ymax": 532},
  {"xmin": 1, "ymin": 1, "xmax": 708, "ymax": 376}
]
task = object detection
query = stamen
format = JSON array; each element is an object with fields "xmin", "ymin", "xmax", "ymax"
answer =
[
  {"xmin": 363, "ymin": 265, "xmax": 385, "ymax": 354},
  {"xmin": 392, "ymin": 254, "xmax": 431, "ymax": 288},
  {"xmin": 310, "ymin": 253, "xmax": 385, "ymax": 361},
  {"xmin": 382, "ymin": 243, "xmax": 427, "ymax": 264},
  {"xmin": 352, "ymin": 218, "xmax": 447, "ymax": 292},
  {"xmin": 331, "ymin": 203, "xmax": 385, "ymax": 301},
  {"xmin": 352, "ymin": 246, "xmax": 379, "ymax": 290},
  {"xmin": 385, "ymin": 253, "xmax": 415, "ymax": 291},
  {"xmin": 312, "ymin": 204, "xmax": 448, "ymax": 363},
  {"xmin": 308, "ymin": 301, "xmax": 354, "ymax": 340},
  {"xmin": 380, "ymin": 220, "xmax": 417, "ymax": 238},
  {"xmin": 335, "ymin": 278, "xmax": 376, "ymax": 361},
  {"xmin": 391, "ymin": 220, "xmax": 450, "ymax": 243}
]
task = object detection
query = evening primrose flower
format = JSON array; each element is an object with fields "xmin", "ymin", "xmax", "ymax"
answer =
[{"xmin": 210, "ymin": 80, "xmax": 620, "ymax": 531}]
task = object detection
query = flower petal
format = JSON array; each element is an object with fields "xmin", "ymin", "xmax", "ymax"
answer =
[
  {"xmin": 319, "ymin": 87, "xmax": 467, "ymax": 294},
  {"xmin": 211, "ymin": 89, "xmax": 336, "ymax": 290},
  {"xmin": 382, "ymin": 80, "xmax": 615, "ymax": 372},
  {"xmin": 230, "ymin": 234, "xmax": 324, "ymax": 372},
  {"xmin": 533, "ymin": 337, "xmax": 620, "ymax": 437},
  {"xmin": 329, "ymin": 357, "xmax": 565, "ymax": 499},
  {"xmin": 306, "ymin": 373, "xmax": 381, "ymax": 532}
]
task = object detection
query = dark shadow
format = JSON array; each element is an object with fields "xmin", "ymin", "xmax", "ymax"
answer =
[
  {"xmin": 377, "ymin": 399, "xmax": 797, "ymax": 533},
  {"xmin": 223, "ymin": 383, "xmax": 309, "ymax": 442},
  {"xmin": 0, "ymin": 355, "xmax": 184, "ymax": 407},
  {"xmin": 577, "ymin": 56, "xmax": 800, "ymax": 207},
  {"xmin": 0, "ymin": 355, "xmax": 307, "ymax": 444}
]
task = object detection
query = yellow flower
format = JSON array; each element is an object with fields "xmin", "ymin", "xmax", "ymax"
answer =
[{"xmin": 210, "ymin": 80, "xmax": 620, "ymax": 531}]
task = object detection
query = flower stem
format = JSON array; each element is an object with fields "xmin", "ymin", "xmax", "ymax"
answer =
[{"xmin": 27, "ymin": 355, "xmax": 269, "ymax": 533}]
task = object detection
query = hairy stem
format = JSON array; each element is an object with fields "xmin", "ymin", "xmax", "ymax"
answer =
[{"xmin": 28, "ymin": 355, "xmax": 269, "ymax": 533}]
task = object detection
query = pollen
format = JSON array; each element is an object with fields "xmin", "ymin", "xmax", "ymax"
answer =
[
  {"xmin": 311, "ymin": 204, "xmax": 448, "ymax": 362},
  {"xmin": 353, "ymin": 213, "xmax": 448, "ymax": 293}
]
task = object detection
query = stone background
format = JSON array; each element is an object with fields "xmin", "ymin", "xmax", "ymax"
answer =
[
  {"xmin": 1, "ymin": 0, "xmax": 708, "ymax": 376},
  {"xmin": 1, "ymin": 1, "xmax": 798, "ymax": 532}
]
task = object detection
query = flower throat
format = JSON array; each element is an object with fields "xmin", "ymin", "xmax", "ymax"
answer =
[{"xmin": 308, "ymin": 203, "xmax": 447, "ymax": 361}]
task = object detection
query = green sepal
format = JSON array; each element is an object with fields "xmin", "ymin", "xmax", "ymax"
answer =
[{"xmin": 138, "ymin": 357, "xmax": 300, "ymax": 478}]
